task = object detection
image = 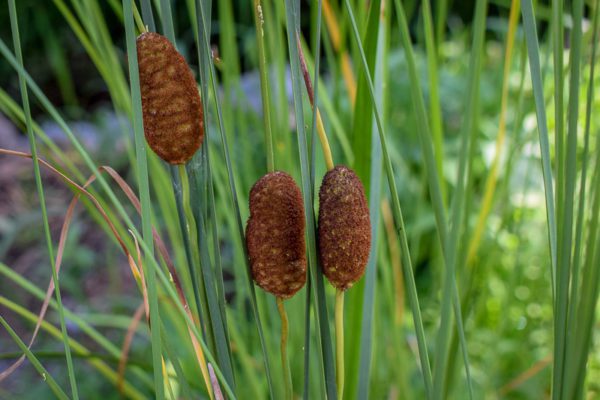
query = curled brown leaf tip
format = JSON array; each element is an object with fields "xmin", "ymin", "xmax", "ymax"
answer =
[
  {"xmin": 246, "ymin": 171, "xmax": 307, "ymax": 299},
  {"xmin": 136, "ymin": 32, "xmax": 203, "ymax": 164},
  {"xmin": 318, "ymin": 165, "xmax": 371, "ymax": 290}
]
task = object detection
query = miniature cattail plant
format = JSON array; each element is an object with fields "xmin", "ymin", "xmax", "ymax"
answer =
[
  {"xmin": 135, "ymin": 29, "xmax": 221, "ymax": 395},
  {"xmin": 318, "ymin": 165, "xmax": 371, "ymax": 399},
  {"xmin": 297, "ymin": 39, "xmax": 371, "ymax": 400},
  {"xmin": 136, "ymin": 32, "xmax": 204, "ymax": 164},
  {"xmin": 246, "ymin": 171, "xmax": 306, "ymax": 400}
]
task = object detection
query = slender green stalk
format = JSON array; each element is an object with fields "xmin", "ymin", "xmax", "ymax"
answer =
[
  {"xmin": 335, "ymin": 289, "xmax": 345, "ymax": 400},
  {"xmin": 297, "ymin": 45, "xmax": 335, "ymax": 170},
  {"xmin": 8, "ymin": 2, "xmax": 79, "ymax": 399},
  {"xmin": 253, "ymin": 0, "xmax": 275, "ymax": 172},
  {"xmin": 277, "ymin": 298, "xmax": 293, "ymax": 400},
  {"xmin": 0, "ymin": 317, "xmax": 69, "ymax": 400},
  {"xmin": 298, "ymin": 36, "xmax": 353, "ymax": 154},
  {"xmin": 122, "ymin": 2, "xmax": 163, "ymax": 399}
]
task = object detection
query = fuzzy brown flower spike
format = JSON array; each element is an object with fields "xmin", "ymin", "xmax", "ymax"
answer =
[
  {"xmin": 318, "ymin": 165, "xmax": 371, "ymax": 290},
  {"xmin": 136, "ymin": 32, "xmax": 203, "ymax": 164},
  {"xmin": 246, "ymin": 171, "xmax": 307, "ymax": 298}
]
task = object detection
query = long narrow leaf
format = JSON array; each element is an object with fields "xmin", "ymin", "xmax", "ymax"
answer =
[
  {"xmin": 356, "ymin": 0, "xmax": 388, "ymax": 397},
  {"xmin": 8, "ymin": 2, "xmax": 79, "ymax": 399},
  {"xmin": 345, "ymin": 1, "xmax": 381, "ymax": 398},
  {"xmin": 520, "ymin": 0, "xmax": 558, "ymax": 297}
]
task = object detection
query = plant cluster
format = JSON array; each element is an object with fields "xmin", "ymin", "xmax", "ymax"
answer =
[{"xmin": 0, "ymin": 0, "xmax": 599, "ymax": 399}]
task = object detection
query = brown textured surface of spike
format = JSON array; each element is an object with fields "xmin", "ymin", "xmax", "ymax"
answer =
[
  {"xmin": 136, "ymin": 32, "xmax": 203, "ymax": 164},
  {"xmin": 246, "ymin": 171, "xmax": 307, "ymax": 298},
  {"xmin": 318, "ymin": 165, "xmax": 371, "ymax": 290}
]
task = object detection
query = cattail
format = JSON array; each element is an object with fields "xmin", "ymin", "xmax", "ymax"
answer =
[
  {"xmin": 136, "ymin": 32, "xmax": 203, "ymax": 164},
  {"xmin": 318, "ymin": 165, "xmax": 371, "ymax": 290},
  {"xmin": 246, "ymin": 171, "xmax": 307, "ymax": 299}
]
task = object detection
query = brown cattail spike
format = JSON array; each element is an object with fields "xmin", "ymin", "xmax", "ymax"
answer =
[
  {"xmin": 318, "ymin": 165, "xmax": 371, "ymax": 290},
  {"xmin": 136, "ymin": 32, "xmax": 203, "ymax": 164},
  {"xmin": 246, "ymin": 171, "xmax": 307, "ymax": 298}
]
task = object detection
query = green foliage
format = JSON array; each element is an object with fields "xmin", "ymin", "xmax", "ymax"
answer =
[{"xmin": 0, "ymin": 0, "xmax": 599, "ymax": 399}]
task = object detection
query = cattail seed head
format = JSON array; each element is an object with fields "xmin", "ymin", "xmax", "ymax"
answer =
[
  {"xmin": 136, "ymin": 32, "xmax": 203, "ymax": 164},
  {"xmin": 318, "ymin": 165, "xmax": 371, "ymax": 290},
  {"xmin": 246, "ymin": 171, "xmax": 307, "ymax": 298}
]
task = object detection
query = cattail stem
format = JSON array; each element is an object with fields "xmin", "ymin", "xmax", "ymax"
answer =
[
  {"xmin": 296, "ymin": 34, "xmax": 335, "ymax": 171},
  {"xmin": 132, "ymin": 3, "xmax": 146, "ymax": 34},
  {"xmin": 335, "ymin": 289, "xmax": 345, "ymax": 400},
  {"xmin": 253, "ymin": 0, "xmax": 275, "ymax": 173},
  {"xmin": 315, "ymin": 109, "xmax": 335, "ymax": 171},
  {"xmin": 277, "ymin": 297, "xmax": 293, "ymax": 400}
]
